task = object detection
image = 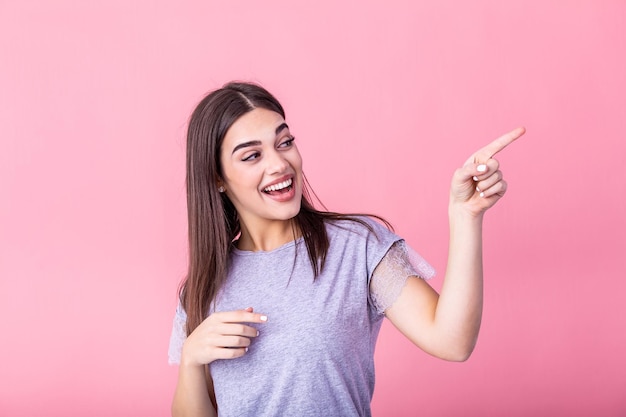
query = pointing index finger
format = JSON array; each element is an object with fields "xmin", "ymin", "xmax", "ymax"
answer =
[{"xmin": 474, "ymin": 127, "xmax": 525, "ymax": 162}]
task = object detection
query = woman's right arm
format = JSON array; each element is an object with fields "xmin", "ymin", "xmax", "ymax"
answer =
[
  {"xmin": 172, "ymin": 362, "xmax": 217, "ymax": 417},
  {"xmin": 171, "ymin": 309, "xmax": 268, "ymax": 417}
]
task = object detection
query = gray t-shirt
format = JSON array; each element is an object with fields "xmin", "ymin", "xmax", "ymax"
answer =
[{"xmin": 169, "ymin": 217, "xmax": 434, "ymax": 416}]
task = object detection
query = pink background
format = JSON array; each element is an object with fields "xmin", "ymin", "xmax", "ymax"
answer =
[{"xmin": 1, "ymin": 1, "xmax": 625, "ymax": 416}]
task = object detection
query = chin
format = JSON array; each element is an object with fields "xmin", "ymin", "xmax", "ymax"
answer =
[
  {"xmin": 282, "ymin": 199, "xmax": 302, "ymax": 221},
  {"xmin": 285, "ymin": 204, "xmax": 303, "ymax": 220}
]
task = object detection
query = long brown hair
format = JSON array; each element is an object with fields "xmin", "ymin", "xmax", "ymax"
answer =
[{"xmin": 180, "ymin": 81, "xmax": 388, "ymax": 335}]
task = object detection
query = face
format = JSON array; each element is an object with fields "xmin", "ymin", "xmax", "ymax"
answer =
[{"xmin": 219, "ymin": 107, "xmax": 303, "ymax": 233}]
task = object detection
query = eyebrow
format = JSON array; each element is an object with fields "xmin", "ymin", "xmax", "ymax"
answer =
[
  {"xmin": 231, "ymin": 123, "xmax": 290, "ymax": 155},
  {"xmin": 275, "ymin": 123, "xmax": 289, "ymax": 135},
  {"xmin": 232, "ymin": 140, "xmax": 262, "ymax": 155}
]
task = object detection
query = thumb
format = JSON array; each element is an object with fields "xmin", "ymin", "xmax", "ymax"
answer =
[{"xmin": 456, "ymin": 162, "xmax": 489, "ymax": 184}]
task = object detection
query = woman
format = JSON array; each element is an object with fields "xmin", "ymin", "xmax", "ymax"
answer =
[{"xmin": 168, "ymin": 81, "xmax": 524, "ymax": 416}]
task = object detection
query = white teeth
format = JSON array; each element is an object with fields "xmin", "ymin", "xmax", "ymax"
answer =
[{"xmin": 264, "ymin": 178, "xmax": 292, "ymax": 192}]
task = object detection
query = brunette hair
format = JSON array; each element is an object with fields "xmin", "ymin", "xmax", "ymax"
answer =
[{"xmin": 180, "ymin": 81, "xmax": 388, "ymax": 335}]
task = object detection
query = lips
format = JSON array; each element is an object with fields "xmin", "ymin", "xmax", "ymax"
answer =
[{"xmin": 261, "ymin": 175, "xmax": 296, "ymax": 202}]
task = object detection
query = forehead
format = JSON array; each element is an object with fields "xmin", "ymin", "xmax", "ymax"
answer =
[{"xmin": 224, "ymin": 108, "xmax": 286, "ymax": 145}]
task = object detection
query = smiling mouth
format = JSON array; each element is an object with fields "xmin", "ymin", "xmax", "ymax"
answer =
[{"xmin": 263, "ymin": 178, "xmax": 293, "ymax": 195}]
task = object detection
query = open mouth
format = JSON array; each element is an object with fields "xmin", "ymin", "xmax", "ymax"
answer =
[{"xmin": 263, "ymin": 178, "xmax": 293, "ymax": 195}]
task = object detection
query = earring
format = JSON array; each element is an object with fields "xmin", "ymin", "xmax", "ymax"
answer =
[{"xmin": 218, "ymin": 186, "xmax": 225, "ymax": 193}]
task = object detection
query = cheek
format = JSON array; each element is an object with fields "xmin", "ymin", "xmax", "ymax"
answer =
[
  {"xmin": 292, "ymin": 149, "xmax": 303, "ymax": 170},
  {"xmin": 226, "ymin": 166, "xmax": 264, "ymax": 194}
]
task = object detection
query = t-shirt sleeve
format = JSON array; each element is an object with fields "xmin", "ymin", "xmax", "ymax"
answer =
[
  {"xmin": 168, "ymin": 302, "xmax": 187, "ymax": 365},
  {"xmin": 369, "ymin": 240, "xmax": 436, "ymax": 315}
]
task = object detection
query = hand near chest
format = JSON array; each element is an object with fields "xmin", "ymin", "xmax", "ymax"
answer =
[{"xmin": 180, "ymin": 307, "xmax": 268, "ymax": 367}]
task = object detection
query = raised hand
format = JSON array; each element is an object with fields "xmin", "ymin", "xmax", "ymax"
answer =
[
  {"xmin": 450, "ymin": 127, "xmax": 525, "ymax": 216},
  {"xmin": 180, "ymin": 307, "xmax": 267, "ymax": 367}
]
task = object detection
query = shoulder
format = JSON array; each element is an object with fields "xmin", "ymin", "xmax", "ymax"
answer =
[
  {"xmin": 174, "ymin": 299, "xmax": 188, "ymax": 319},
  {"xmin": 325, "ymin": 215, "xmax": 394, "ymax": 240},
  {"xmin": 320, "ymin": 215, "xmax": 404, "ymax": 281},
  {"xmin": 324, "ymin": 214, "xmax": 392, "ymax": 233}
]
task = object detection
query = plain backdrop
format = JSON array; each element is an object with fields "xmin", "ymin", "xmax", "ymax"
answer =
[{"xmin": 1, "ymin": 1, "xmax": 625, "ymax": 416}]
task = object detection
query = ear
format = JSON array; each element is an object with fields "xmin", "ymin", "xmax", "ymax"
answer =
[{"xmin": 217, "ymin": 179, "xmax": 226, "ymax": 193}]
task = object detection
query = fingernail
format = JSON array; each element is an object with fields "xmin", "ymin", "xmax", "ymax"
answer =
[
  {"xmin": 260, "ymin": 315, "xmax": 268, "ymax": 322},
  {"xmin": 256, "ymin": 330, "xmax": 260, "ymax": 336},
  {"xmin": 245, "ymin": 347, "xmax": 249, "ymax": 352},
  {"xmin": 480, "ymin": 192, "xmax": 485, "ymax": 198},
  {"xmin": 477, "ymin": 164, "xmax": 487, "ymax": 172},
  {"xmin": 473, "ymin": 176, "xmax": 479, "ymax": 182},
  {"xmin": 476, "ymin": 186, "xmax": 481, "ymax": 192}
]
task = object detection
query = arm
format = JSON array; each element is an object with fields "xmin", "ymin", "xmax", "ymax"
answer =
[
  {"xmin": 172, "ymin": 364, "xmax": 217, "ymax": 417},
  {"xmin": 385, "ymin": 127, "xmax": 525, "ymax": 361}
]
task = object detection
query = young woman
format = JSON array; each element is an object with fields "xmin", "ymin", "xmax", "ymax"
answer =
[{"xmin": 168, "ymin": 82, "xmax": 524, "ymax": 417}]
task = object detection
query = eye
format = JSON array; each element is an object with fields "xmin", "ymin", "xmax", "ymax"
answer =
[
  {"xmin": 242, "ymin": 151, "xmax": 260, "ymax": 162},
  {"xmin": 279, "ymin": 136, "xmax": 295, "ymax": 148}
]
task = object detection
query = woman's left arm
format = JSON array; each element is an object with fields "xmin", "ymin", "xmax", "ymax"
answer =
[{"xmin": 385, "ymin": 127, "xmax": 525, "ymax": 361}]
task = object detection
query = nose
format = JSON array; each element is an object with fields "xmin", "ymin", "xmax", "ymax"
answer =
[{"xmin": 265, "ymin": 149, "xmax": 289, "ymax": 174}]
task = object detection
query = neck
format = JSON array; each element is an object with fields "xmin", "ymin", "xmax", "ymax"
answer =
[{"xmin": 236, "ymin": 218, "xmax": 300, "ymax": 252}]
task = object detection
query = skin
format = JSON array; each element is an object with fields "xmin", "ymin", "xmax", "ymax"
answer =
[
  {"xmin": 386, "ymin": 127, "xmax": 525, "ymax": 361},
  {"xmin": 218, "ymin": 108, "xmax": 303, "ymax": 252},
  {"xmin": 172, "ymin": 107, "xmax": 525, "ymax": 416}
]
